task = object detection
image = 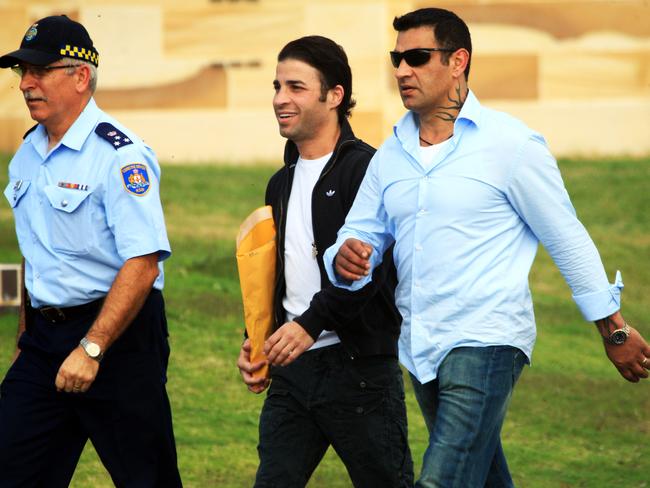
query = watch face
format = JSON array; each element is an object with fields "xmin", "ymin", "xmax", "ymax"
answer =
[
  {"xmin": 86, "ymin": 342, "xmax": 101, "ymax": 357},
  {"xmin": 610, "ymin": 330, "xmax": 627, "ymax": 345}
]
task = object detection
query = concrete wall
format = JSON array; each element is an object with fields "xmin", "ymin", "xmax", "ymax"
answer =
[{"xmin": 0, "ymin": 0, "xmax": 648, "ymax": 162}]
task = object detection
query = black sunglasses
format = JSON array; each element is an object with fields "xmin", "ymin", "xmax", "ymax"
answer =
[{"xmin": 390, "ymin": 48, "xmax": 456, "ymax": 68}]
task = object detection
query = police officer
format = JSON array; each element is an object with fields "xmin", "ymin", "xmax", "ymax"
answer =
[{"xmin": 0, "ymin": 15, "xmax": 182, "ymax": 487}]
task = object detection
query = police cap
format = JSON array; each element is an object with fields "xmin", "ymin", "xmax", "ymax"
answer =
[{"xmin": 0, "ymin": 15, "xmax": 99, "ymax": 68}]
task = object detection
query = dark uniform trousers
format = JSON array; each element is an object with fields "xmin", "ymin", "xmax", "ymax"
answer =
[
  {"xmin": 254, "ymin": 344, "xmax": 414, "ymax": 488},
  {"xmin": 0, "ymin": 290, "xmax": 182, "ymax": 488}
]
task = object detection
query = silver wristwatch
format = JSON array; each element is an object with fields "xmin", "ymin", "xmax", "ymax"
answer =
[
  {"xmin": 80, "ymin": 337, "xmax": 104, "ymax": 362},
  {"xmin": 607, "ymin": 323, "xmax": 630, "ymax": 345}
]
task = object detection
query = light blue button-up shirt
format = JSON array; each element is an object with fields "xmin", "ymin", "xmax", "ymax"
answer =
[
  {"xmin": 4, "ymin": 98, "xmax": 171, "ymax": 308},
  {"xmin": 324, "ymin": 90, "xmax": 622, "ymax": 383}
]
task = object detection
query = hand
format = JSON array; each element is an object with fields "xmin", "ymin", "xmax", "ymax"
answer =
[
  {"xmin": 334, "ymin": 238, "xmax": 373, "ymax": 281},
  {"xmin": 237, "ymin": 339, "xmax": 270, "ymax": 394},
  {"xmin": 604, "ymin": 327, "xmax": 650, "ymax": 383},
  {"xmin": 264, "ymin": 321, "xmax": 315, "ymax": 367},
  {"xmin": 55, "ymin": 346, "xmax": 100, "ymax": 393}
]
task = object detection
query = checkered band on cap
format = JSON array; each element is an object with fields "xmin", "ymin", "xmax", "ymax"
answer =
[{"xmin": 60, "ymin": 44, "xmax": 99, "ymax": 66}]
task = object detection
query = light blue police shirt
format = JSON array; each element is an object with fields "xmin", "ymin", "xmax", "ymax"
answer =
[
  {"xmin": 4, "ymin": 98, "xmax": 171, "ymax": 308},
  {"xmin": 324, "ymin": 90, "xmax": 622, "ymax": 383}
]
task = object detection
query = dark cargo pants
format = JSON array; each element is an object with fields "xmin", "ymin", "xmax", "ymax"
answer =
[{"xmin": 254, "ymin": 343, "xmax": 413, "ymax": 488}]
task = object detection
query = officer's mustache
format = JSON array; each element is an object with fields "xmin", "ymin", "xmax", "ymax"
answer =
[{"xmin": 24, "ymin": 91, "xmax": 47, "ymax": 102}]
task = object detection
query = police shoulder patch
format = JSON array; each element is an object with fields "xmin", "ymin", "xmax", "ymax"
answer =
[
  {"xmin": 121, "ymin": 163, "xmax": 151, "ymax": 196},
  {"xmin": 95, "ymin": 122, "xmax": 134, "ymax": 150}
]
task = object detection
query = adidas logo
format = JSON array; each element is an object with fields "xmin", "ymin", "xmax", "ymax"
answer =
[{"xmin": 326, "ymin": 189, "xmax": 336, "ymax": 197}]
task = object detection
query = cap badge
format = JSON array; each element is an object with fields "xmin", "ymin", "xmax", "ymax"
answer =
[{"xmin": 24, "ymin": 24, "xmax": 38, "ymax": 42}]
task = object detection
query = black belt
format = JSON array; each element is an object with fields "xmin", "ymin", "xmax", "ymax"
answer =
[{"xmin": 33, "ymin": 298, "xmax": 105, "ymax": 324}]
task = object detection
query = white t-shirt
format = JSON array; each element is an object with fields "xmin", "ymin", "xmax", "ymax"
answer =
[
  {"xmin": 283, "ymin": 152, "xmax": 340, "ymax": 350},
  {"xmin": 419, "ymin": 137, "xmax": 452, "ymax": 171}
]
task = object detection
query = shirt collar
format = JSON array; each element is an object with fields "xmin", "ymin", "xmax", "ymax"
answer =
[
  {"xmin": 393, "ymin": 110, "xmax": 419, "ymax": 156},
  {"xmin": 393, "ymin": 88, "xmax": 483, "ymax": 143},
  {"xmin": 28, "ymin": 124, "xmax": 49, "ymax": 159},
  {"xmin": 26, "ymin": 98, "xmax": 100, "ymax": 160},
  {"xmin": 59, "ymin": 97, "xmax": 101, "ymax": 151},
  {"xmin": 455, "ymin": 89, "xmax": 482, "ymax": 129}
]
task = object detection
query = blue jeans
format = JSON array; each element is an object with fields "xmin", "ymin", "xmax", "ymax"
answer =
[{"xmin": 411, "ymin": 346, "xmax": 527, "ymax": 488}]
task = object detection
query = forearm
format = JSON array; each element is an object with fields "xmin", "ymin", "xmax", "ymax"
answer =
[
  {"xmin": 85, "ymin": 253, "xmax": 159, "ymax": 351},
  {"xmin": 594, "ymin": 310, "xmax": 626, "ymax": 340},
  {"xmin": 296, "ymin": 286, "xmax": 371, "ymax": 340},
  {"xmin": 298, "ymin": 255, "xmax": 394, "ymax": 338}
]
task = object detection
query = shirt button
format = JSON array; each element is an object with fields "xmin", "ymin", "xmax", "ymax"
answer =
[
  {"xmin": 359, "ymin": 381, "xmax": 367, "ymax": 389},
  {"xmin": 355, "ymin": 406, "xmax": 364, "ymax": 414},
  {"xmin": 415, "ymin": 281, "xmax": 420, "ymax": 287},
  {"xmin": 415, "ymin": 244, "xmax": 423, "ymax": 251},
  {"xmin": 61, "ymin": 200, "xmax": 68, "ymax": 207}
]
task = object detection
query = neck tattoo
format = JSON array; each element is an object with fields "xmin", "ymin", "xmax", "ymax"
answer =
[{"xmin": 434, "ymin": 83, "xmax": 467, "ymax": 123}]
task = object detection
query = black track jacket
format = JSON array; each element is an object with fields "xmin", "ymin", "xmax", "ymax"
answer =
[{"xmin": 264, "ymin": 119, "xmax": 401, "ymax": 358}]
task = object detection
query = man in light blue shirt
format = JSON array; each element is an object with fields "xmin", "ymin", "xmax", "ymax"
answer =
[
  {"xmin": 324, "ymin": 7, "xmax": 650, "ymax": 488},
  {"xmin": 0, "ymin": 15, "xmax": 182, "ymax": 486}
]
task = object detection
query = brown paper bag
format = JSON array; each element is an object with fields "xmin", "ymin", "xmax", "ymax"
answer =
[{"xmin": 236, "ymin": 206, "xmax": 276, "ymax": 380}]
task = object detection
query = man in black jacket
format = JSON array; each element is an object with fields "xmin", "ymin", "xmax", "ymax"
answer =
[{"xmin": 237, "ymin": 36, "xmax": 413, "ymax": 488}]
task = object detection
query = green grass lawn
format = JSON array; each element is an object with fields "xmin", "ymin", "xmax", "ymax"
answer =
[{"xmin": 0, "ymin": 155, "xmax": 648, "ymax": 487}]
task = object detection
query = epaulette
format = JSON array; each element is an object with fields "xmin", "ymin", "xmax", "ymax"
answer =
[
  {"xmin": 23, "ymin": 124, "xmax": 38, "ymax": 139},
  {"xmin": 95, "ymin": 122, "xmax": 134, "ymax": 150}
]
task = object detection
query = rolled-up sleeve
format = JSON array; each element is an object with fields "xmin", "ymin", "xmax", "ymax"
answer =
[
  {"xmin": 572, "ymin": 270, "xmax": 623, "ymax": 321},
  {"xmin": 505, "ymin": 135, "xmax": 621, "ymax": 321}
]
